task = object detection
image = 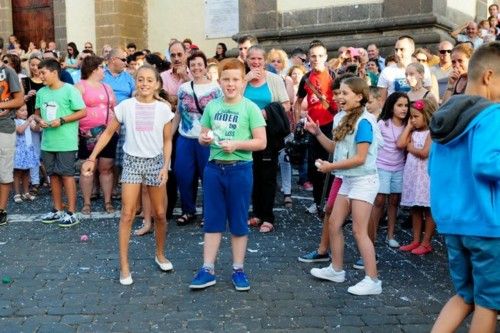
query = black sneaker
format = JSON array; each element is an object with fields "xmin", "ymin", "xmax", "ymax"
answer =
[
  {"xmin": 0, "ymin": 210, "xmax": 7, "ymax": 226},
  {"xmin": 58, "ymin": 212, "xmax": 80, "ymax": 228}
]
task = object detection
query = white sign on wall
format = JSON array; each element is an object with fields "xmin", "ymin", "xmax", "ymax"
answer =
[{"xmin": 205, "ymin": 0, "xmax": 239, "ymax": 39}]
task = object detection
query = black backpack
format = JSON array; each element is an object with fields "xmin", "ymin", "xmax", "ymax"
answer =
[{"xmin": 285, "ymin": 119, "xmax": 310, "ymax": 166}]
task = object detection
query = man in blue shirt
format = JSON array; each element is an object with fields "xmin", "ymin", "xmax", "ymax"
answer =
[{"xmin": 102, "ymin": 48, "xmax": 135, "ymax": 104}]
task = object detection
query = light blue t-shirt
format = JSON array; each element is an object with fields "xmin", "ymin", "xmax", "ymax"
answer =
[
  {"xmin": 102, "ymin": 68, "xmax": 135, "ymax": 104},
  {"xmin": 243, "ymin": 82, "xmax": 272, "ymax": 110}
]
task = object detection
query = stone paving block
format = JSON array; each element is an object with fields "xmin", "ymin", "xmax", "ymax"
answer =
[
  {"xmin": 400, "ymin": 324, "xmax": 435, "ymax": 332},
  {"xmin": 362, "ymin": 326, "xmax": 403, "ymax": 333},
  {"xmin": 37, "ymin": 322, "xmax": 76, "ymax": 333},
  {"xmin": 327, "ymin": 326, "xmax": 363, "ymax": 333},
  {"xmin": 361, "ymin": 314, "xmax": 399, "ymax": 325},
  {"xmin": 60, "ymin": 315, "xmax": 94, "ymax": 325}
]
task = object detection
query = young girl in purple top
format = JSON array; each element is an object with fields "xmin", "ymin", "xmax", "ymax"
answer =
[{"xmin": 368, "ymin": 92, "xmax": 409, "ymax": 250}]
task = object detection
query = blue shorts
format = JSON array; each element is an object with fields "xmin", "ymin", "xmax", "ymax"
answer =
[
  {"xmin": 377, "ymin": 169, "xmax": 403, "ymax": 194},
  {"xmin": 203, "ymin": 161, "xmax": 253, "ymax": 236},
  {"xmin": 444, "ymin": 234, "xmax": 500, "ymax": 310}
]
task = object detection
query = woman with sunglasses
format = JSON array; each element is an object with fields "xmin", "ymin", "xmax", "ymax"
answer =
[{"xmin": 65, "ymin": 42, "xmax": 79, "ymax": 73}]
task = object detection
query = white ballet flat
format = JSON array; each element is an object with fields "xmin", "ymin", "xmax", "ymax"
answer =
[
  {"xmin": 119, "ymin": 274, "xmax": 133, "ymax": 285},
  {"xmin": 155, "ymin": 256, "xmax": 173, "ymax": 271}
]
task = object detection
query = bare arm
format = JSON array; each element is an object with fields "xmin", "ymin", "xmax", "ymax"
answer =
[
  {"xmin": 317, "ymin": 142, "xmax": 370, "ymax": 173},
  {"xmin": 304, "ymin": 115, "xmax": 335, "ymax": 153},
  {"xmin": 48, "ymin": 108, "xmax": 87, "ymax": 128},
  {"xmin": 396, "ymin": 123, "xmax": 413, "ymax": 149},
  {"xmin": 0, "ymin": 91, "xmax": 25, "ymax": 116},
  {"xmin": 451, "ymin": 22, "xmax": 468, "ymax": 39},
  {"xmin": 294, "ymin": 97, "xmax": 304, "ymax": 123},
  {"xmin": 407, "ymin": 132, "xmax": 431, "ymax": 159},
  {"xmin": 379, "ymin": 87, "xmax": 388, "ymax": 103},
  {"xmin": 158, "ymin": 121, "xmax": 173, "ymax": 186},
  {"xmin": 16, "ymin": 115, "xmax": 35, "ymax": 134}
]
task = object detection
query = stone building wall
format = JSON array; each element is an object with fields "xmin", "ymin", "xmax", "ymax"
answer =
[
  {"xmin": 0, "ymin": 0, "xmax": 13, "ymax": 46},
  {"xmin": 235, "ymin": 0, "xmax": 496, "ymax": 56},
  {"xmin": 95, "ymin": 0, "xmax": 147, "ymax": 52}
]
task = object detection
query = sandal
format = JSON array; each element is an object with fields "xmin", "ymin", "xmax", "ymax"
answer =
[
  {"xmin": 104, "ymin": 202, "xmax": 115, "ymax": 214},
  {"xmin": 248, "ymin": 217, "xmax": 262, "ymax": 227},
  {"xmin": 81, "ymin": 203, "xmax": 91, "ymax": 215},
  {"xmin": 176, "ymin": 213, "xmax": 196, "ymax": 226},
  {"xmin": 13, "ymin": 194, "xmax": 23, "ymax": 203},
  {"xmin": 259, "ymin": 222, "xmax": 274, "ymax": 233},
  {"xmin": 284, "ymin": 195, "xmax": 292, "ymax": 208}
]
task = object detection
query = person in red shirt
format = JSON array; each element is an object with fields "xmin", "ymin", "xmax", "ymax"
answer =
[{"xmin": 295, "ymin": 40, "xmax": 337, "ymax": 214}]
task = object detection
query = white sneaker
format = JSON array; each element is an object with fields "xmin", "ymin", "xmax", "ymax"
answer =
[
  {"xmin": 347, "ymin": 276, "xmax": 382, "ymax": 295},
  {"xmin": 386, "ymin": 238, "xmax": 400, "ymax": 248},
  {"xmin": 306, "ymin": 203, "xmax": 318, "ymax": 214},
  {"xmin": 310, "ymin": 264, "xmax": 345, "ymax": 282}
]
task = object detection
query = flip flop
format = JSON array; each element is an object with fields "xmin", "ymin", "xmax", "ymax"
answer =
[
  {"xmin": 247, "ymin": 217, "xmax": 262, "ymax": 227},
  {"xmin": 259, "ymin": 222, "xmax": 274, "ymax": 233}
]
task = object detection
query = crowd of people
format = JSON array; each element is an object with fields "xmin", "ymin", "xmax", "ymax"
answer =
[{"xmin": 0, "ymin": 5, "xmax": 499, "ymax": 331}]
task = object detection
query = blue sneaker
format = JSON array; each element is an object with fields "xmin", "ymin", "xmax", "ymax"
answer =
[
  {"xmin": 353, "ymin": 255, "xmax": 379, "ymax": 270},
  {"xmin": 232, "ymin": 269, "xmax": 250, "ymax": 291},
  {"xmin": 298, "ymin": 250, "xmax": 331, "ymax": 263},
  {"xmin": 189, "ymin": 267, "xmax": 216, "ymax": 289}
]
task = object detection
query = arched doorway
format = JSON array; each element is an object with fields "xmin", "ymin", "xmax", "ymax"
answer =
[{"xmin": 12, "ymin": 0, "xmax": 54, "ymax": 50}]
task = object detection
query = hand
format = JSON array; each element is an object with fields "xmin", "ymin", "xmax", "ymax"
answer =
[
  {"xmin": 315, "ymin": 159, "xmax": 332, "ymax": 173},
  {"xmin": 81, "ymin": 160, "xmax": 96, "ymax": 177},
  {"xmin": 304, "ymin": 115, "xmax": 320, "ymax": 135},
  {"xmin": 49, "ymin": 118, "xmax": 61, "ymax": 127},
  {"xmin": 199, "ymin": 131, "xmax": 214, "ymax": 145},
  {"xmin": 246, "ymin": 68, "xmax": 263, "ymax": 81},
  {"xmin": 158, "ymin": 167, "xmax": 168, "ymax": 186},
  {"xmin": 27, "ymin": 115, "xmax": 35, "ymax": 122},
  {"xmin": 27, "ymin": 90, "xmax": 36, "ymax": 97},
  {"xmin": 219, "ymin": 140, "xmax": 237, "ymax": 153},
  {"xmin": 38, "ymin": 119, "xmax": 49, "ymax": 128}
]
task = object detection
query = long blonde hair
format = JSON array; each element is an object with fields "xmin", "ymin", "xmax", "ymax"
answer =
[{"xmin": 333, "ymin": 77, "xmax": 370, "ymax": 142}]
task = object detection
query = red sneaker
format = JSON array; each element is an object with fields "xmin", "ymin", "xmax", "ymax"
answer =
[
  {"xmin": 400, "ymin": 241, "xmax": 420, "ymax": 252},
  {"xmin": 411, "ymin": 244, "xmax": 432, "ymax": 255}
]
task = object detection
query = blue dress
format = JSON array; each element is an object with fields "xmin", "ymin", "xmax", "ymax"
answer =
[{"xmin": 14, "ymin": 119, "xmax": 37, "ymax": 170}]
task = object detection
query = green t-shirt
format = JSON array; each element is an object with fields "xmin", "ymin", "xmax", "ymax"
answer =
[
  {"xmin": 35, "ymin": 83, "xmax": 85, "ymax": 152},
  {"xmin": 200, "ymin": 97, "xmax": 266, "ymax": 161}
]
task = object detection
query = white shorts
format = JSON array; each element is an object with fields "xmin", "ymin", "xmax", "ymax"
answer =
[
  {"xmin": 378, "ymin": 169, "xmax": 403, "ymax": 194},
  {"xmin": 338, "ymin": 174, "xmax": 379, "ymax": 204}
]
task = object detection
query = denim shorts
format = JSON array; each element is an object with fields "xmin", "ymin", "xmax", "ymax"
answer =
[
  {"xmin": 338, "ymin": 173, "xmax": 379, "ymax": 204},
  {"xmin": 445, "ymin": 234, "xmax": 500, "ymax": 310},
  {"xmin": 120, "ymin": 153, "xmax": 164, "ymax": 186},
  {"xmin": 203, "ymin": 161, "xmax": 253, "ymax": 236},
  {"xmin": 377, "ymin": 169, "xmax": 403, "ymax": 194}
]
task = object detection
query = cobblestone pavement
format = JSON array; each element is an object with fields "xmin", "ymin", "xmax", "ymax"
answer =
[{"xmin": 0, "ymin": 182, "xmax": 479, "ymax": 333}]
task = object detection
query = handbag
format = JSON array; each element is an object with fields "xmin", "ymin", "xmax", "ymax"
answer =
[
  {"xmin": 191, "ymin": 81, "xmax": 204, "ymax": 114},
  {"xmin": 85, "ymin": 84, "xmax": 110, "ymax": 151}
]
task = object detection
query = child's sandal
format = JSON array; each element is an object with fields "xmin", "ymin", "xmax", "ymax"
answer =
[{"xmin": 13, "ymin": 194, "xmax": 23, "ymax": 203}]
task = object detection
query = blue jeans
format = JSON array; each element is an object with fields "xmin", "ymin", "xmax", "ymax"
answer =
[{"xmin": 173, "ymin": 136, "xmax": 209, "ymax": 215}]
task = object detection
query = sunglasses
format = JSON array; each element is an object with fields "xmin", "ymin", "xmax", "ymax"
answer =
[
  {"xmin": 2, "ymin": 60, "xmax": 9, "ymax": 64},
  {"xmin": 439, "ymin": 50, "xmax": 452, "ymax": 54},
  {"xmin": 115, "ymin": 57, "xmax": 127, "ymax": 62}
]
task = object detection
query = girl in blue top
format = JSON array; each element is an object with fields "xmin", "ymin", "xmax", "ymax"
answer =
[{"xmin": 305, "ymin": 77, "xmax": 382, "ymax": 296}]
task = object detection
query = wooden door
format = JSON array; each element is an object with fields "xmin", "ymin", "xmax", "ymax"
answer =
[{"xmin": 12, "ymin": 0, "xmax": 54, "ymax": 50}]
